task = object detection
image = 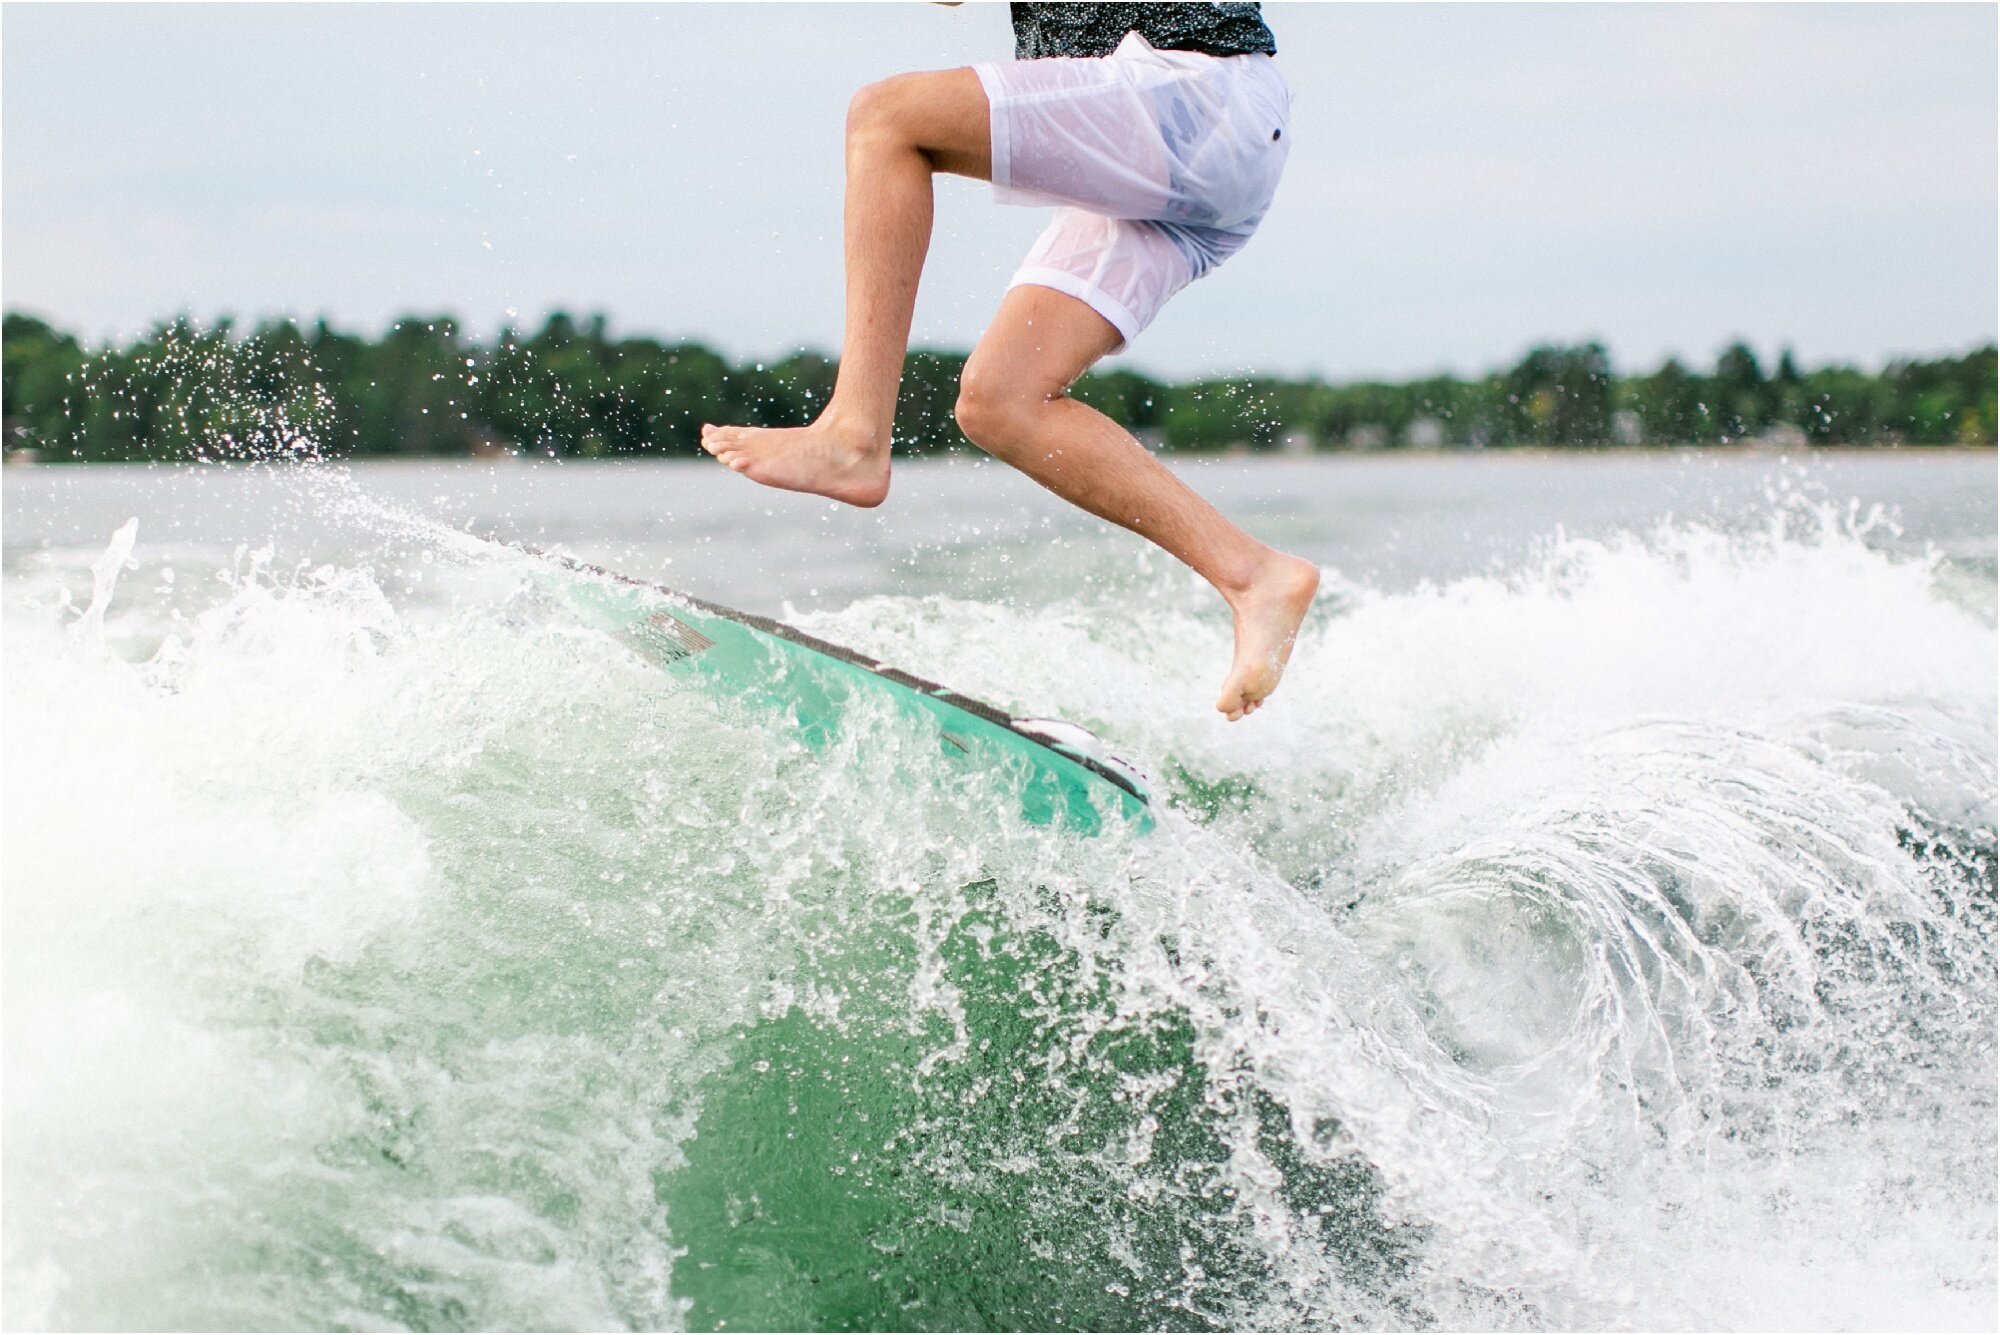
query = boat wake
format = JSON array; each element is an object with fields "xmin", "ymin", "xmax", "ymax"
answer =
[{"xmin": 4, "ymin": 473, "xmax": 1994, "ymax": 1330}]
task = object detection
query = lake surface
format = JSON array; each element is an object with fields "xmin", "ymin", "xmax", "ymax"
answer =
[
  {"xmin": 7, "ymin": 449, "xmax": 1995, "ymax": 616},
  {"xmin": 5, "ymin": 450, "xmax": 1996, "ymax": 1331}
]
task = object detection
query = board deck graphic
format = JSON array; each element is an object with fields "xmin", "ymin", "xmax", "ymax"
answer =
[{"xmin": 528, "ymin": 548, "xmax": 1154, "ymax": 834}]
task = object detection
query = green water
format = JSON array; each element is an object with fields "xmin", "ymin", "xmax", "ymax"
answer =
[
  {"xmin": 663, "ymin": 879, "xmax": 1418, "ymax": 1331},
  {"xmin": 4, "ymin": 456, "xmax": 1996, "ymax": 1331}
]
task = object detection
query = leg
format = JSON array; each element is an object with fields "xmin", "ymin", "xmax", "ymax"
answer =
[
  {"xmin": 701, "ymin": 68, "xmax": 992, "ymax": 507},
  {"xmin": 955, "ymin": 285, "xmax": 1319, "ymax": 721}
]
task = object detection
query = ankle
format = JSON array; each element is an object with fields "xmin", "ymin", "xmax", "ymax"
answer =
[
  {"xmin": 813, "ymin": 406, "xmax": 894, "ymax": 457},
  {"xmin": 1219, "ymin": 549, "xmax": 1318, "ymax": 608},
  {"xmin": 1211, "ymin": 545, "xmax": 1284, "ymax": 601}
]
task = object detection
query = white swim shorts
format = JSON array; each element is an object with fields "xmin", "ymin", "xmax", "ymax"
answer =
[{"xmin": 972, "ymin": 30, "xmax": 1293, "ymax": 349}]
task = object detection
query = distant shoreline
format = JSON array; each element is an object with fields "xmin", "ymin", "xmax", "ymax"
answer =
[{"xmin": 6, "ymin": 313, "xmax": 1993, "ymax": 461}]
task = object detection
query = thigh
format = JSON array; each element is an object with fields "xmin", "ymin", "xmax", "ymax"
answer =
[
  {"xmin": 961, "ymin": 283, "xmax": 1124, "ymax": 411},
  {"xmin": 977, "ymin": 40, "xmax": 1292, "ymax": 230},
  {"xmin": 974, "ymin": 50, "xmax": 1172, "ymax": 217},
  {"xmin": 1011, "ymin": 209, "xmax": 1196, "ymax": 350}
]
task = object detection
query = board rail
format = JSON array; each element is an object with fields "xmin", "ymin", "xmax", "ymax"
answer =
[{"xmin": 521, "ymin": 545, "xmax": 1154, "ymax": 821}]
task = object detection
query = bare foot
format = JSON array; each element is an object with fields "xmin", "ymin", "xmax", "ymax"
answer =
[
  {"xmin": 700, "ymin": 417, "xmax": 892, "ymax": 508},
  {"xmin": 1215, "ymin": 553, "xmax": 1320, "ymax": 721}
]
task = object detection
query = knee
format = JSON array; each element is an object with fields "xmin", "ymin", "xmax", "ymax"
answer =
[
  {"xmin": 846, "ymin": 75, "xmax": 918, "ymax": 145},
  {"xmin": 953, "ymin": 368, "xmax": 1035, "ymax": 454}
]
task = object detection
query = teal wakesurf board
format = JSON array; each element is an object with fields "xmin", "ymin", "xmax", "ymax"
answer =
[{"xmin": 530, "ymin": 549, "xmax": 1153, "ymax": 835}]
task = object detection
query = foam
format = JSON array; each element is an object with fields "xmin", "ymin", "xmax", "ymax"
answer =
[{"xmin": 3, "ymin": 482, "xmax": 1993, "ymax": 1330}]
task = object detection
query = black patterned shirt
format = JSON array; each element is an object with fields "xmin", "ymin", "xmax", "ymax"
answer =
[{"xmin": 1010, "ymin": 3, "xmax": 1277, "ymax": 60}]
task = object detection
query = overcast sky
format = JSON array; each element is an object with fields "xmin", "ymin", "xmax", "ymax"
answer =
[{"xmin": 4, "ymin": 1, "xmax": 1994, "ymax": 382}]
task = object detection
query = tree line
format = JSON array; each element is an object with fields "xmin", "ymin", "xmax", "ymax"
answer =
[{"xmin": 3, "ymin": 310, "xmax": 1992, "ymax": 463}]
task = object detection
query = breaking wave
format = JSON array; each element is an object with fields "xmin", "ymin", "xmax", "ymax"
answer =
[{"xmin": 3, "ymin": 468, "xmax": 1994, "ymax": 1330}]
